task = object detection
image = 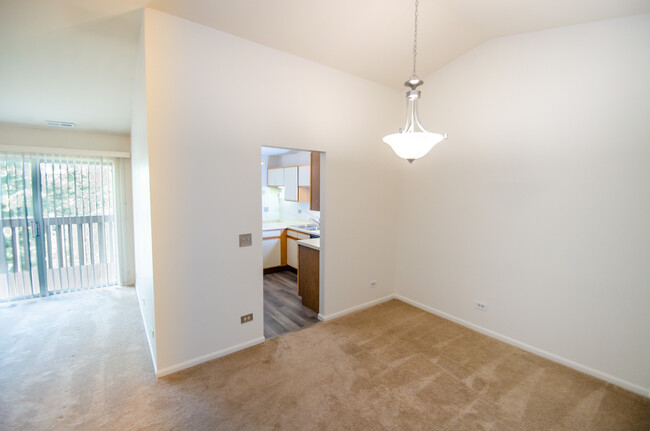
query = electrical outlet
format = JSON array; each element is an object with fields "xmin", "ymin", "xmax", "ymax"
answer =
[
  {"xmin": 369, "ymin": 280, "xmax": 377, "ymax": 288},
  {"xmin": 475, "ymin": 301, "xmax": 487, "ymax": 311},
  {"xmin": 241, "ymin": 313, "xmax": 253, "ymax": 324}
]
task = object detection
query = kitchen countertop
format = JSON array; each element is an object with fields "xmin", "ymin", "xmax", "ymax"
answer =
[
  {"xmin": 263, "ymin": 220, "xmax": 320, "ymax": 236},
  {"xmin": 297, "ymin": 238, "xmax": 320, "ymax": 251}
]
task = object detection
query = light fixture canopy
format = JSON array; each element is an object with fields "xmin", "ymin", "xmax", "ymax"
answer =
[{"xmin": 383, "ymin": 0, "xmax": 447, "ymax": 163}]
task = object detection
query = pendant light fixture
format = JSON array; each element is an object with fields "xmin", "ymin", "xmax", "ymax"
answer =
[{"xmin": 383, "ymin": 0, "xmax": 447, "ymax": 163}]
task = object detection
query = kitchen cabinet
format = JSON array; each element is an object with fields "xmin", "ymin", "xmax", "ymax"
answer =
[
  {"xmin": 283, "ymin": 166, "xmax": 298, "ymax": 201},
  {"xmin": 310, "ymin": 152, "xmax": 320, "ymax": 211},
  {"xmin": 298, "ymin": 187, "xmax": 310, "ymax": 203},
  {"xmin": 262, "ymin": 229, "xmax": 285, "ymax": 269},
  {"xmin": 286, "ymin": 229, "xmax": 311, "ymax": 270},
  {"xmin": 298, "ymin": 165, "xmax": 310, "ymax": 186},
  {"xmin": 267, "ymin": 168, "xmax": 284, "ymax": 187},
  {"xmin": 269, "ymin": 163, "xmax": 312, "ymax": 203},
  {"xmin": 298, "ymin": 244, "xmax": 319, "ymax": 313},
  {"xmin": 298, "ymin": 165, "xmax": 311, "ymax": 203}
]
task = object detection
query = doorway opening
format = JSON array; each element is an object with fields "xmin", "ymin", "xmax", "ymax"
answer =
[
  {"xmin": 261, "ymin": 146, "xmax": 323, "ymax": 339},
  {"xmin": 0, "ymin": 152, "xmax": 119, "ymax": 301}
]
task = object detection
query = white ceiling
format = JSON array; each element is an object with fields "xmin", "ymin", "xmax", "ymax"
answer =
[{"xmin": 1, "ymin": 0, "xmax": 648, "ymax": 135}]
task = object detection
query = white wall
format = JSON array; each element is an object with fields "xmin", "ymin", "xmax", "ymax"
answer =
[
  {"xmin": 131, "ymin": 16, "xmax": 157, "ymax": 368},
  {"xmin": 396, "ymin": 14, "xmax": 650, "ymax": 394},
  {"xmin": 141, "ymin": 9, "xmax": 400, "ymax": 373}
]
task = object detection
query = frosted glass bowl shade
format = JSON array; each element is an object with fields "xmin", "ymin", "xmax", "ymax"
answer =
[{"xmin": 383, "ymin": 131, "xmax": 447, "ymax": 161}]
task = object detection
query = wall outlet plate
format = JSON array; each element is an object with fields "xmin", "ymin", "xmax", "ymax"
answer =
[
  {"xmin": 239, "ymin": 233, "xmax": 252, "ymax": 247},
  {"xmin": 241, "ymin": 313, "xmax": 253, "ymax": 324},
  {"xmin": 369, "ymin": 280, "xmax": 377, "ymax": 288},
  {"xmin": 475, "ymin": 301, "xmax": 487, "ymax": 311}
]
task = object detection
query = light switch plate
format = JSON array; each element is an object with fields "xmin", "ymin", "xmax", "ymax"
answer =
[{"xmin": 239, "ymin": 233, "xmax": 252, "ymax": 247}]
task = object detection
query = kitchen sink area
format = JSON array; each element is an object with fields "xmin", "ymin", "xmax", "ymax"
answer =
[
  {"xmin": 262, "ymin": 220, "xmax": 320, "ymax": 271},
  {"xmin": 289, "ymin": 224, "xmax": 319, "ymax": 231}
]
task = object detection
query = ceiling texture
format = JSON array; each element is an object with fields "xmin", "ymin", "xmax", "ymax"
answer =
[{"xmin": 1, "ymin": 0, "xmax": 649, "ymax": 135}]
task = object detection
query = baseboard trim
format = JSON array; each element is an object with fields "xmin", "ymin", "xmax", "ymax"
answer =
[
  {"xmin": 263, "ymin": 265, "xmax": 295, "ymax": 275},
  {"xmin": 135, "ymin": 290, "xmax": 158, "ymax": 376},
  {"xmin": 318, "ymin": 294, "xmax": 397, "ymax": 321},
  {"xmin": 395, "ymin": 295, "xmax": 649, "ymax": 398},
  {"xmin": 155, "ymin": 336, "xmax": 266, "ymax": 378}
]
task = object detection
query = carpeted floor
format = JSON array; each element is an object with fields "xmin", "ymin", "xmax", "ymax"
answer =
[{"xmin": 1, "ymin": 288, "xmax": 648, "ymax": 430}]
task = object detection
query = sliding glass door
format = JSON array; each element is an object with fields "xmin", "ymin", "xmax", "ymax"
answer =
[
  {"xmin": 0, "ymin": 154, "xmax": 40, "ymax": 298},
  {"xmin": 0, "ymin": 152, "xmax": 118, "ymax": 301}
]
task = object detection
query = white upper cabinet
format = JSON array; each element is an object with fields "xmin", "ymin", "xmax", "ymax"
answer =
[
  {"xmin": 267, "ymin": 168, "xmax": 284, "ymax": 186},
  {"xmin": 298, "ymin": 165, "xmax": 310, "ymax": 186},
  {"xmin": 283, "ymin": 166, "xmax": 298, "ymax": 201}
]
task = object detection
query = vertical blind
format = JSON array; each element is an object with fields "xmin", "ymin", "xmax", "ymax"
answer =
[
  {"xmin": 0, "ymin": 153, "xmax": 37, "ymax": 298},
  {"xmin": 0, "ymin": 152, "xmax": 118, "ymax": 301}
]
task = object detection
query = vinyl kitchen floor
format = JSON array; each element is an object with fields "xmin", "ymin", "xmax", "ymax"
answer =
[{"xmin": 263, "ymin": 269, "xmax": 319, "ymax": 339}]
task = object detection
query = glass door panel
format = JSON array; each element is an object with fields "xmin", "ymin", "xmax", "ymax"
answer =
[
  {"xmin": 39, "ymin": 156, "xmax": 118, "ymax": 295},
  {"xmin": 0, "ymin": 154, "xmax": 41, "ymax": 300},
  {"xmin": 0, "ymin": 152, "xmax": 118, "ymax": 301}
]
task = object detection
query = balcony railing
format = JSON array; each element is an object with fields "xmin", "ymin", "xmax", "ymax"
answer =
[{"xmin": 0, "ymin": 215, "xmax": 117, "ymax": 301}]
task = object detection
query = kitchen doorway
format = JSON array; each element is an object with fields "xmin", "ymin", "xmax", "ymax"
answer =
[{"xmin": 261, "ymin": 146, "xmax": 323, "ymax": 339}]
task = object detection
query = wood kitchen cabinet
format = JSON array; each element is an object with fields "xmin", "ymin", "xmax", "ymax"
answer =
[
  {"xmin": 268, "ymin": 164, "xmax": 311, "ymax": 203},
  {"xmin": 286, "ymin": 229, "xmax": 311, "ymax": 270},
  {"xmin": 298, "ymin": 165, "xmax": 311, "ymax": 203},
  {"xmin": 310, "ymin": 152, "xmax": 320, "ymax": 211},
  {"xmin": 298, "ymin": 244, "xmax": 319, "ymax": 313}
]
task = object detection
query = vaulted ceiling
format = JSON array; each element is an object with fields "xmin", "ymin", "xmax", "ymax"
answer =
[{"xmin": 1, "ymin": 0, "xmax": 648, "ymax": 134}]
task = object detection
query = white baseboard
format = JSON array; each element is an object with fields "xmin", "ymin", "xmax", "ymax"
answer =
[
  {"xmin": 155, "ymin": 336, "xmax": 266, "ymax": 378},
  {"xmin": 395, "ymin": 295, "xmax": 649, "ymax": 398},
  {"xmin": 318, "ymin": 294, "xmax": 397, "ymax": 321},
  {"xmin": 135, "ymin": 291, "xmax": 158, "ymax": 376}
]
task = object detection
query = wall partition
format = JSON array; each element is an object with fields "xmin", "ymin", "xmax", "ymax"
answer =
[{"xmin": 0, "ymin": 152, "xmax": 119, "ymax": 301}]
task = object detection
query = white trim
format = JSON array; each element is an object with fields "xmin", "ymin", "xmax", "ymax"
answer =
[
  {"xmin": 135, "ymin": 290, "xmax": 158, "ymax": 376},
  {"xmin": 155, "ymin": 336, "xmax": 266, "ymax": 378},
  {"xmin": 318, "ymin": 294, "xmax": 396, "ymax": 321},
  {"xmin": 0, "ymin": 144, "xmax": 130, "ymax": 158},
  {"xmin": 395, "ymin": 295, "xmax": 650, "ymax": 398}
]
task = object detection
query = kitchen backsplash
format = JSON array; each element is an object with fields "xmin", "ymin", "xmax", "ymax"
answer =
[
  {"xmin": 262, "ymin": 186, "xmax": 319, "ymax": 222},
  {"xmin": 262, "ymin": 186, "xmax": 281, "ymax": 221}
]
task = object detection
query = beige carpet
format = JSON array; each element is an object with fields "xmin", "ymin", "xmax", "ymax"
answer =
[{"xmin": 1, "ymin": 288, "xmax": 648, "ymax": 430}]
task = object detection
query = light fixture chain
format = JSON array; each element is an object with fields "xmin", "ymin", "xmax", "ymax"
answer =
[{"xmin": 412, "ymin": 0, "xmax": 419, "ymax": 76}]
